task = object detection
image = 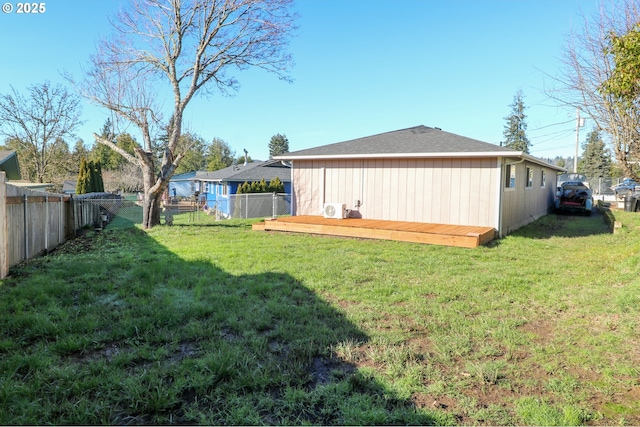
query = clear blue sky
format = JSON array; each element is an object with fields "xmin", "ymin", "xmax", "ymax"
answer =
[{"xmin": 0, "ymin": 0, "xmax": 600, "ymax": 162}]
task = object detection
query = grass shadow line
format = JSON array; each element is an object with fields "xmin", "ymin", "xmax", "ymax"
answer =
[{"xmin": 0, "ymin": 227, "xmax": 448, "ymax": 425}]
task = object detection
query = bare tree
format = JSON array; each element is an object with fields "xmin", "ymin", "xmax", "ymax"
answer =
[
  {"xmin": 0, "ymin": 82, "xmax": 83, "ymax": 183},
  {"xmin": 549, "ymin": 0, "xmax": 640, "ymax": 179},
  {"xmin": 71, "ymin": 0, "xmax": 297, "ymax": 228}
]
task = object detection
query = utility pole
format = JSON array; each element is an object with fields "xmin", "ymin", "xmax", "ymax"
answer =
[{"xmin": 574, "ymin": 107, "xmax": 584, "ymax": 173}]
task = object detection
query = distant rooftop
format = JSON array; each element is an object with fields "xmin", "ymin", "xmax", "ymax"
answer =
[{"xmin": 171, "ymin": 159, "xmax": 291, "ymax": 182}]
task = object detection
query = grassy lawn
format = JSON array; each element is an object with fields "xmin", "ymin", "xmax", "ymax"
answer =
[{"xmin": 1, "ymin": 206, "xmax": 639, "ymax": 425}]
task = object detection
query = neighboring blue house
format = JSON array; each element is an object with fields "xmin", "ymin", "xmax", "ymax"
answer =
[{"xmin": 169, "ymin": 160, "xmax": 292, "ymax": 216}]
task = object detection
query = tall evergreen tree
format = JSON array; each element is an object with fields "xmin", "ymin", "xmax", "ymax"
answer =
[
  {"xmin": 88, "ymin": 160, "xmax": 98, "ymax": 192},
  {"xmin": 269, "ymin": 133, "xmax": 289, "ymax": 158},
  {"xmin": 72, "ymin": 139, "xmax": 90, "ymax": 174},
  {"xmin": 93, "ymin": 160, "xmax": 105, "ymax": 192},
  {"xmin": 578, "ymin": 129, "xmax": 612, "ymax": 178},
  {"xmin": 92, "ymin": 119, "xmax": 115, "ymax": 169},
  {"xmin": 76, "ymin": 157, "xmax": 90, "ymax": 194},
  {"xmin": 501, "ymin": 90, "xmax": 531, "ymax": 153},
  {"xmin": 76, "ymin": 158, "xmax": 105, "ymax": 194}
]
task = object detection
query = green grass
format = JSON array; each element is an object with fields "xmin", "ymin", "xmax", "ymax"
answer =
[{"xmin": 1, "ymin": 208, "xmax": 640, "ymax": 425}]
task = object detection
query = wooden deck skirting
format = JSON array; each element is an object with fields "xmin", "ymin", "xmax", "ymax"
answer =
[{"xmin": 254, "ymin": 216, "xmax": 496, "ymax": 248}]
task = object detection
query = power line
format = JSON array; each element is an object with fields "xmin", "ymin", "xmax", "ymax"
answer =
[
  {"xmin": 528, "ymin": 119, "xmax": 575, "ymax": 132},
  {"xmin": 533, "ymin": 143, "xmax": 576, "ymax": 154},
  {"xmin": 530, "ymin": 128, "xmax": 575, "ymax": 145}
]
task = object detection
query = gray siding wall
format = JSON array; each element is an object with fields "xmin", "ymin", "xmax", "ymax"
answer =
[
  {"xmin": 292, "ymin": 157, "xmax": 501, "ymax": 228},
  {"xmin": 500, "ymin": 161, "xmax": 558, "ymax": 235}
]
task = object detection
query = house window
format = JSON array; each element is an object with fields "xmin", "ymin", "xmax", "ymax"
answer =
[
  {"xmin": 222, "ymin": 184, "xmax": 227, "ymax": 196},
  {"xmin": 505, "ymin": 164, "xmax": 516, "ymax": 189},
  {"xmin": 526, "ymin": 167, "xmax": 533, "ymax": 188},
  {"xmin": 205, "ymin": 182, "xmax": 210, "ymax": 194},
  {"xmin": 541, "ymin": 170, "xmax": 546, "ymax": 188}
]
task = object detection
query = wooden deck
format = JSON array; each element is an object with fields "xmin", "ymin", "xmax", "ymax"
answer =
[{"xmin": 253, "ymin": 216, "xmax": 496, "ymax": 248}]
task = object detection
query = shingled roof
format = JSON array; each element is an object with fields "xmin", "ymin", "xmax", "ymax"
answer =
[
  {"xmin": 275, "ymin": 125, "xmax": 520, "ymax": 159},
  {"xmin": 171, "ymin": 160, "xmax": 291, "ymax": 183}
]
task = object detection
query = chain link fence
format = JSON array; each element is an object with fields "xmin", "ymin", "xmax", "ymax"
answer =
[
  {"xmin": 73, "ymin": 194, "xmax": 143, "ymax": 229},
  {"xmin": 76, "ymin": 192, "xmax": 292, "ymax": 228},
  {"xmin": 586, "ymin": 177, "xmax": 616, "ymax": 196},
  {"xmin": 226, "ymin": 193, "xmax": 291, "ymax": 219}
]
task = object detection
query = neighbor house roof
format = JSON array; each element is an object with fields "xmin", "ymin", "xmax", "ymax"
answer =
[
  {"xmin": 171, "ymin": 160, "xmax": 291, "ymax": 183},
  {"xmin": 0, "ymin": 150, "xmax": 21, "ymax": 180},
  {"xmin": 275, "ymin": 125, "xmax": 565, "ymax": 171},
  {"xmin": 62, "ymin": 180, "xmax": 77, "ymax": 194},
  {"xmin": 9, "ymin": 181, "xmax": 54, "ymax": 191}
]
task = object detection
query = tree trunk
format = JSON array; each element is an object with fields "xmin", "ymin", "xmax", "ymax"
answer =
[
  {"xmin": 79, "ymin": 0, "xmax": 296, "ymax": 230},
  {"xmin": 139, "ymin": 149, "xmax": 162, "ymax": 229},
  {"xmin": 142, "ymin": 192, "xmax": 162, "ymax": 229},
  {"xmin": 140, "ymin": 157, "xmax": 175, "ymax": 229}
]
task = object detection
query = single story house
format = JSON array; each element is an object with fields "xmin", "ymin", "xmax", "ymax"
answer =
[
  {"xmin": 274, "ymin": 125, "xmax": 566, "ymax": 237},
  {"xmin": 169, "ymin": 159, "xmax": 292, "ymax": 216}
]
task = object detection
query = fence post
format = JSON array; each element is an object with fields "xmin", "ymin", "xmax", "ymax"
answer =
[
  {"xmin": 59, "ymin": 196, "xmax": 63, "ymax": 243},
  {"xmin": 45, "ymin": 194, "xmax": 49, "ymax": 253},
  {"xmin": 23, "ymin": 194, "xmax": 28, "ymax": 261},
  {"xmin": 69, "ymin": 196, "xmax": 76, "ymax": 237},
  {"xmin": 0, "ymin": 172, "xmax": 7, "ymax": 279},
  {"xmin": 272, "ymin": 192, "xmax": 276, "ymax": 218}
]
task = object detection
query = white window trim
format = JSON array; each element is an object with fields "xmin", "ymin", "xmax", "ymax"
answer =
[{"xmin": 505, "ymin": 164, "xmax": 516, "ymax": 191}]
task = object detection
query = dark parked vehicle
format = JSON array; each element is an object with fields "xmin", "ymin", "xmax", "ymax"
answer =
[
  {"xmin": 613, "ymin": 178, "xmax": 639, "ymax": 198},
  {"xmin": 555, "ymin": 174, "xmax": 593, "ymax": 215}
]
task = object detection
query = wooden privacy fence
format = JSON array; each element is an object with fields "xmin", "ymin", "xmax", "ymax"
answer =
[{"xmin": 0, "ymin": 172, "xmax": 123, "ymax": 279}]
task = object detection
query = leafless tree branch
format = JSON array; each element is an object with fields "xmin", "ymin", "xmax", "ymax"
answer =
[
  {"xmin": 68, "ymin": 0, "xmax": 296, "ymax": 228},
  {"xmin": 0, "ymin": 82, "xmax": 83, "ymax": 183},
  {"xmin": 545, "ymin": 0, "xmax": 640, "ymax": 178}
]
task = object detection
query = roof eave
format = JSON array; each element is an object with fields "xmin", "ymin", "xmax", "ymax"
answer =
[
  {"xmin": 275, "ymin": 151, "xmax": 522, "ymax": 161},
  {"xmin": 275, "ymin": 151, "xmax": 566, "ymax": 172},
  {"xmin": 0, "ymin": 151, "xmax": 22, "ymax": 180},
  {"xmin": 520, "ymin": 153, "xmax": 567, "ymax": 172}
]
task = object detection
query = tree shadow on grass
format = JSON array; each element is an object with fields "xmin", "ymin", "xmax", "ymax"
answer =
[{"xmin": 0, "ymin": 228, "xmax": 450, "ymax": 425}]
